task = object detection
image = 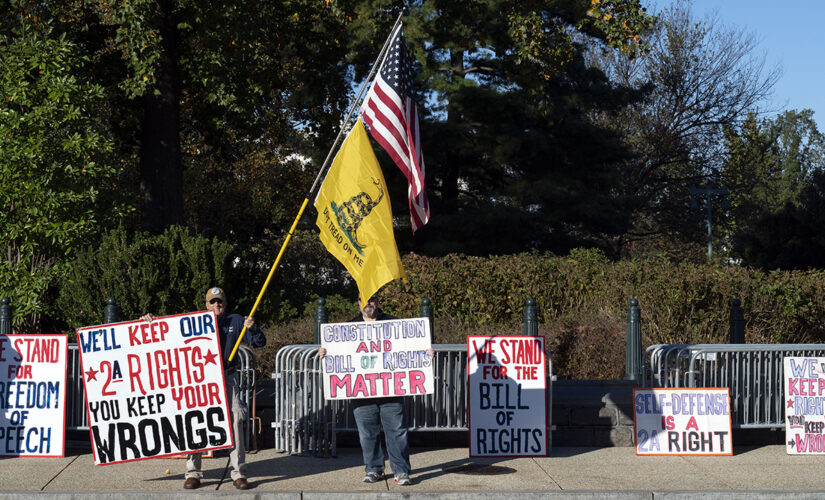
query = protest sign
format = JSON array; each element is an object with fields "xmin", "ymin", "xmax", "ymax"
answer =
[
  {"xmin": 633, "ymin": 388, "xmax": 732, "ymax": 456},
  {"xmin": 468, "ymin": 335, "xmax": 547, "ymax": 457},
  {"xmin": 320, "ymin": 317, "xmax": 433, "ymax": 400},
  {"xmin": 77, "ymin": 311, "xmax": 233, "ymax": 465},
  {"xmin": 784, "ymin": 357, "xmax": 825, "ymax": 454},
  {"xmin": 0, "ymin": 334, "xmax": 67, "ymax": 457}
]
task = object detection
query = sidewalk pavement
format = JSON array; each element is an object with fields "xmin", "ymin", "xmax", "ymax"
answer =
[{"xmin": 2, "ymin": 445, "xmax": 825, "ymax": 498}]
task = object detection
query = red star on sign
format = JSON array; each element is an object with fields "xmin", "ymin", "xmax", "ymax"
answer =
[
  {"xmin": 788, "ymin": 398, "xmax": 795, "ymax": 409},
  {"xmin": 204, "ymin": 349, "xmax": 218, "ymax": 366},
  {"xmin": 85, "ymin": 367, "xmax": 99, "ymax": 382}
]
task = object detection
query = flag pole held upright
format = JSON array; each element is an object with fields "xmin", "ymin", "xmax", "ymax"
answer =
[{"xmin": 228, "ymin": 12, "xmax": 405, "ymax": 362}]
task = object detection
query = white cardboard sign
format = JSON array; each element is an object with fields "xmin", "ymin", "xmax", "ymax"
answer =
[
  {"xmin": 77, "ymin": 311, "xmax": 233, "ymax": 465},
  {"xmin": 0, "ymin": 334, "xmax": 68, "ymax": 457},
  {"xmin": 634, "ymin": 388, "xmax": 732, "ymax": 456},
  {"xmin": 784, "ymin": 357, "xmax": 825, "ymax": 454},
  {"xmin": 321, "ymin": 317, "xmax": 433, "ymax": 400},
  {"xmin": 468, "ymin": 335, "xmax": 548, "ymax": 457}
]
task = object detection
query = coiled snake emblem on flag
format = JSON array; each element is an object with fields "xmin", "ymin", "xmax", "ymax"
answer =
[{"xmin": 333, "ymin": 178, "xmax": 384, "ymax": 251}]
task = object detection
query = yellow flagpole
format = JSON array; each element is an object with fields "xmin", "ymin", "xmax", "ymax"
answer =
[
  {"xmin": 227, "ymin": 11, "xmax": 404, "ymax": 362},
  {"xmin": 227, "ymin": 197, "xmax": 308, "ymax": 362}
]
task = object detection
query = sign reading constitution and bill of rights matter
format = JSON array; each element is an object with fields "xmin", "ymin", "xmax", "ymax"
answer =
[
  {"xmin": 77, "ymin": 311, "xmax": 233, "ymax": 465},
  {"xmin": 468, "ymin": 335, "xmax": 547, "ymax": 457},
  {"xmin": 0, "ymin": 334, "xmax": 68, "ymax": 457},
  {"xmin": 784, "ymin": 356, "xmax": 825, "ymax": 454},
  {"xmin": 320, "ymin": 317, "xmax": 433, "ymax": 400},
  {"xmin": 633, "ymin": 388, "xmax": 732, "ymax": 456}
]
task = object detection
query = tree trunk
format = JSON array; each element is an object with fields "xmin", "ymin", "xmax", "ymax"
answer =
[
  {"xmin": 441, "ymin": 50, "xmax": 464, "ymax": 215},
  {"xmin": 139, "ymin": 0, "xmax": 183, "ymax": 232}
]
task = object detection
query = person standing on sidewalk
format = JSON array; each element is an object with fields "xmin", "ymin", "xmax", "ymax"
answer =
[
  {"xmin": 141, "ymin": 286, "xmax": 266, "ymax": 490},
  {"xmin": 319, "ymin": 294, "xmax": 433, "ymax": 486}
]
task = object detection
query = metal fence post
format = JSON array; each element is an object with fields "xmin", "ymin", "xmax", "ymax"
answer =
[
  {"xmin": 419, "ymin": 297, "xmax": 433, "ymax": 341},
  {"xmin": 729, "ymin": 298, "xmax": 745, "ymax": 344},
  {"xmin": 625, "ymin": 298, "xmax": 641, "ymax": 382},
  {"xmin": 0, "ymin": 298, "xmax": 11, "ymax": 335},
  {"xmin": 314, "ymin": 297, "xmax": 327, "ymax": 344},
  {"xmin": 523, "ymin": 298, "xmax": 537, "ymax": 336},
  {"xmin": 103, "ymin": 297, "xmax": 120, "ymax": 324}
]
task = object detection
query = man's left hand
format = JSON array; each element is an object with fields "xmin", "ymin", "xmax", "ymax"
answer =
[{"xmin": 244, "ymin": 316, "xmax": 256, "ymax": 330}]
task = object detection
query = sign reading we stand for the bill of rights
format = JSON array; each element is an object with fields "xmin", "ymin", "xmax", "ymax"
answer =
[
  {"xmin": 784, "ymin": 356, "xmax": 825, "ymax": 454},
  {"xmin": 320, "ymin": 317, "xmax": 434, "ymax": 400},
  {"xmin": 468, "ymin": 335, "xmax": 548, "ymax": 457},
  {"xmin": 0, "ymin": 334, "xmax": 68, "ymax": 457},
  {"xmin": 633, "ymin": 388, "xmax": 732, "ymax": 456},
  {"xmin": 76, "ymin": 311, "xmax": 233, "ymax": 465}
]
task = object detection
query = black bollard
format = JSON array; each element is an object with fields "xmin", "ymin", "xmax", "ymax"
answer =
[
  {"xmin": 0, "ymin": 298, "xmax": 10, "ymax": 335},
  {"xmin": 103, "ymin": 297, "xmax": 120, "ymax": 324},
  {"xmin": 419, "ymin": 297, "xmax": 434, "ymax": 342},
  {"xmin": 625, "ymin": 298, "xmax": 641, "ymax": 382},
  {"xmin": 314, "ymin": 297, "xmax": 328, "ymax": 344},
  {"xmin": 729, "ymin": 298, "xmax": 745, "ymax": 344},
  {"xmin": 523, "ymin": 298, "xmax": 538, "ymax": 336}
]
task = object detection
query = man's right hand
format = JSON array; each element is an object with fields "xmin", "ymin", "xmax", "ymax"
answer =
[
  {"xmin": 140, "ymin": 313, "xmax": 154, "ymax": 322},
  {"xmin": 317, "ymin": 347, "xmax": 327, "ymax": 358}
]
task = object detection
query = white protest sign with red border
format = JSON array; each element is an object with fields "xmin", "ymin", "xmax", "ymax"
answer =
[
  {"xmin": 77, "ymin": 311, "xmax": 233, "ymax": 465},
  {"xmin": 633, "ymin": 388, "xmax": 732, "ymax": 456},
  {"xmin": 468, "ymin": 335, "xmax": 548, "ymax": 457},
  {"xmin": 320, "ymin": 317, "xmax": 433, "ymax": 400},
  {"xmin": 0, "ymin": 334, "xmax": 68, "ymax": 457},
  {"xmin": 784, "ymin": 357, "xmax": 825, "ymax": 454}
]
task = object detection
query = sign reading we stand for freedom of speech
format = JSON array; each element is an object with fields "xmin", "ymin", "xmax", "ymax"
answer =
[
  {"xmin": 77, "ymin": 311, "xmax": 233, "ymax": 465},
  {"xmin": 320, "ymin": 317, "xmax": 434, "ymax": 400},
  {"xmin": 0, "ymin": 334, "xmax": 68, "ymax": 457},
  {"xmin": 634, "ymin": 388, "xmax": 732, "ymax": 456},
  {"xmin": 468, "ymin": 335, "xmax": 548, "ymax": 457},
  {"xmin": 784, "ymin": 357, "xmax": 825, "ymax": 454}
]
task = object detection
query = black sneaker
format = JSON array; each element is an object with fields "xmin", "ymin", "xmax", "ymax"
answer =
[{"xmin": 363, "ymin": 471, "xmax": 384, "ymax": 483}]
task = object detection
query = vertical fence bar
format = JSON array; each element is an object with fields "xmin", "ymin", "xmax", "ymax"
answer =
[
  {"xmin": 103, "ymin": 297, "xmax": 120, "ymax": 324},
  {"xmin": 729, "ymin": 298, "xmax": 745, "ymax": 344},
  {"xmin": 523, "ymin": 298, "xmax": 537, "ymax": 336},
  {"xmin": 625, "ymin": 298, "xmax": 641, "ymax": 382},
  {"xmin": 314, "ymin": 298, "xmax": 327, "ymax": 344},
  {"xmin": 0, "ymin": 298, "xmax": 10, "ymax": 335}
]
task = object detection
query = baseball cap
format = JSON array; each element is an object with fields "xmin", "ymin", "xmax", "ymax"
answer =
[{"xmin": 205, "ymin": 287, "xmax": 226, "ymax": 303}]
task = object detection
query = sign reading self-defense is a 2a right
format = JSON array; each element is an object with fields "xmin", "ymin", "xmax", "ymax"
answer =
[
  {"xmin": 785, "ymin": 357, "xmax": 825, "ymax": 454},
  {"xmin": 634, "ymin": 388, "xmax": 732, "ymax": 456},
  {"xmin": 77, "ymin": 311, "xmax": 233, "ymax": 465}
]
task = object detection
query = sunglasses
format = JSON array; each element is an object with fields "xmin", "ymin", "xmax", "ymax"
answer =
[{"xmin": 209, "ymin": 298, "xmax": 224, "ymax": 305}]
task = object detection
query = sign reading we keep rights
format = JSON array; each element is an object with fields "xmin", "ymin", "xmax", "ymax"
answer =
[
  {"xmin": 320, "ymin": 317, "xmax": 433, "ymax": 400},
  {"xmin": 77, "ymin": 311, "xmax": 233, "ymax": 465}
]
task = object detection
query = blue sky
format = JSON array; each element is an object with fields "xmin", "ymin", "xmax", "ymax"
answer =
[{"xmin": 647, "ymin": 0, "xmax": 823, "ymax": 130}]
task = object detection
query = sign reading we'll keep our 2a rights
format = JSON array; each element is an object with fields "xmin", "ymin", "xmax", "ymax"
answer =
[
  {"xmin": 77, "ymin": 311, "xmax": 233, "ymax": 465},
  {"xmin": 634, "ymin": 388, "xmax": 732, "ymax": 456},
  {"xmin": 784, "ymin": 357, "xmax": 825, "ymax": 454}
]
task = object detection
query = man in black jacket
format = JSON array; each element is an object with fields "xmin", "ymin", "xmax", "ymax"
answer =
[{"xmin": 142, "ymin": 286, "xmax": 266, "ymax": 490}]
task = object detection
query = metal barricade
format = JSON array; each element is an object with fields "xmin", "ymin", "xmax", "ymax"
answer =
[
  {"xmin": 271, "ymin": 343, "xmax": 554, "ymax": 457},
  {"xmin": 66, "ymin": 343, "xmax": 257, "ymax": 446},
  {"xmin": 642, "ymin": 343, "xmax": 825, "ymax": 428}
]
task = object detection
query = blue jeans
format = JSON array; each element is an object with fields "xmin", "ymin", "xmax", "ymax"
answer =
[{"xmin": 352, "ymin": 399, "xmax": 410, "ymax": 476}]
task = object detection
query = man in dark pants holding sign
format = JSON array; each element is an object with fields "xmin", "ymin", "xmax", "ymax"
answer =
[
  {"xmin": 319, "ymin": 294, "xmax": 432, "ymax": 486},
  {"xmin": 142, "ymin": 286, "xmax": 266, "ymax": 490}
]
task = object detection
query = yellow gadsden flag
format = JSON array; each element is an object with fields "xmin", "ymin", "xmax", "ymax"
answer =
[{"xmin": 314, "ymin": 118, "xmax": 406, "ymax": 305}]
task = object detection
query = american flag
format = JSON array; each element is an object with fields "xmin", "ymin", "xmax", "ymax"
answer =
[{"xmin": 361, "ymin": 23, "xmax": 429, "ymax": 232}]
